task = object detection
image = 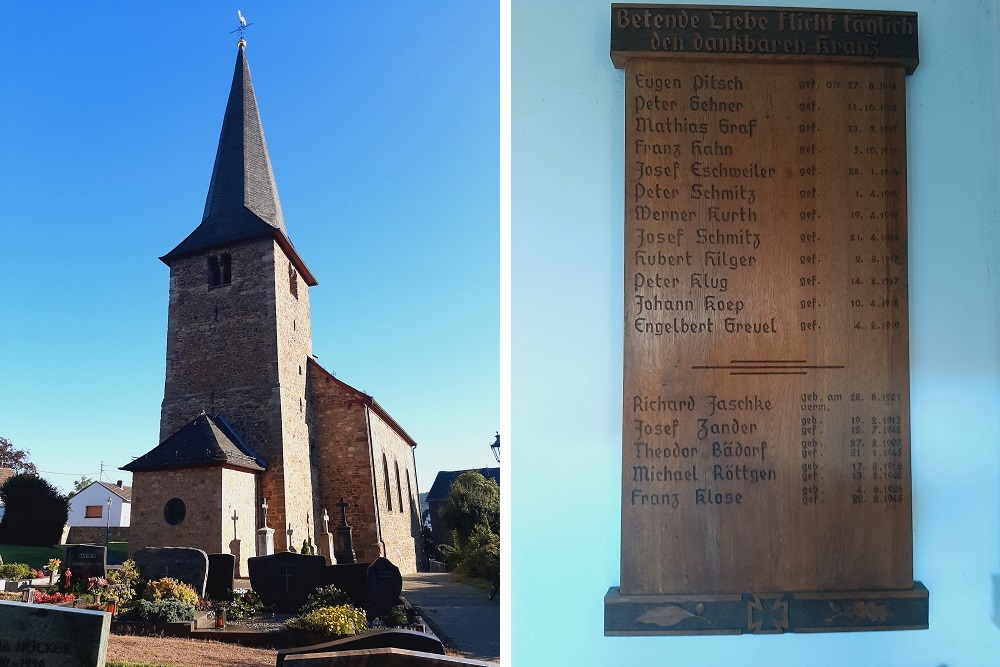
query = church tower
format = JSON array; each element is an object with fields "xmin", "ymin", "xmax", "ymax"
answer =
[{"xmin": 128, "ymin": 42, "xmax": 317, "ymax": 559}]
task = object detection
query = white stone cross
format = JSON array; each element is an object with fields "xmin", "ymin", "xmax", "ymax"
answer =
[
  {"xmin": 322, "ymin": 508, "xmax": 330, "ymax": 534},
  {"xmin": 261, "ymin": 499, "xmax": 269, "ymax": 528}
]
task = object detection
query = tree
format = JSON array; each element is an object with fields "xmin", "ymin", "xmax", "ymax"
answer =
[
  {"xmin": 0, "ymin": 474, "xmax": 69, "ymax": 546},
  {"xmin": 0, "ymin": 437, "xmax": 38, "ymax": 476},
  {"xmin": 71, "ymin": 476, "xmax": 95, "ymax": 495},
  {"xmin": 442, "ymin": 471, "xmax": 500, "ymax": 545}
]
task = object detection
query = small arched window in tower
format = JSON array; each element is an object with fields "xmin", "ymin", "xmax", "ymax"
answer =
[
  {"xmin": 395, "ymin": 461, "xmax": 404, "ymax": 513},
  {"xmin": 383, "ymin": 454, "xmax": 393, "ymax": 511},
  {"xmin": 289, "ymin": 262, "xmax": 298, "ymax": 299},
  {"xmin": 208, "ymin": 253, "xmax": 232, "ymax": 288}
]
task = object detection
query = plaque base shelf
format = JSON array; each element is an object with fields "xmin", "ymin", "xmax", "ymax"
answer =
[{"xmin": 604, "ymin": 583, "xmax": 928, "ymax": 636}]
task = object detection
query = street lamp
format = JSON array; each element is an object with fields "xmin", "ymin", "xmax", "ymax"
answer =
[
  {"xmin": 105, "ymin": 496, "xmax": 112, "ymax": 547},
  {"xmin": 491, "ymin": 432, "xmax": 500, "ymax": 463}
]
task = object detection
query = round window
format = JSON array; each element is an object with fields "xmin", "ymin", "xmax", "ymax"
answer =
[{"xmin": 164, "ymin": 498, "xmax": 186, "ymax": 525}]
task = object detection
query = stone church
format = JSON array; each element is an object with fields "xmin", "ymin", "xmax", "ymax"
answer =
[{"xmin": 122, "ymin": 42, "xmax": 424, "ymax": 577}]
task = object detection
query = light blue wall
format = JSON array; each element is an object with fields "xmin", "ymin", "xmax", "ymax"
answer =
[{"xmin": 512, "ymin": 0, "xmax": 1000, "ymax": 664}]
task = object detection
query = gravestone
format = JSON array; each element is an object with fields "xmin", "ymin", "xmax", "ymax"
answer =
[
  {"xmin": 248, "ymin": 551, "xmax": 328, "ymax": 613},
  {"xmin": 0, "ymin": 600, "xmax": 111, "ymax": 666},
  {"xmin": 282, "ymin": 648, "xmax": 492, "ymax": 667},
  {"xmin": 206, "ymin": 553, "xmax": 236, "ymax": 601},
  {"xmin": 324, "ymin": 562, "xmax": 370, "ymax": 608},
  {"xmin": 133, "ymin": 546, "xmax": 209, "ymax": 597},
  {"xmin": 276, "ymin": 629, "xmax": 445, "ymax": 667},
  {"xmin": 605, "ymin": 3, "xmax": 928, "ymax": 635},
  {"xmin": 365, "ymin": 557, "xmax": 403, "ymax": 618},
  {"xmin": 63, "ymin": 544, "xmax": 107, "ymax": 582}
]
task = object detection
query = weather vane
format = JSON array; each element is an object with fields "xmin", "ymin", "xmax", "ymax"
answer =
[{"xmin": 230, "ymin": 10, "xmax": 254, "ymax": 45}]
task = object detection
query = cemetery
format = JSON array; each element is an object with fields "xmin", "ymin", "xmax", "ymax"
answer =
[{"xmin": 0, "ymin": 541, "xmax": 492, "ymax": 666}]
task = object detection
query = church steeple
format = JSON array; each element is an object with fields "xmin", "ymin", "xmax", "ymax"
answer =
[{"xmin": 161, "ymin": 43, "xmax": 316, "ymax": 285}]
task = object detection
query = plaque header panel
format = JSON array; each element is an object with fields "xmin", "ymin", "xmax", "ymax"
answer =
[{"xmin": 611, "ymin": 4, "xmax": 919, "ymax": 73}]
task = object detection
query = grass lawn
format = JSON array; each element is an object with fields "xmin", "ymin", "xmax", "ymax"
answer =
[
  {"xmin": 0, "ymin": 542, "xmax": 129, "ymax": 568},
  {"xmin": 0, "ymin": 544, "xmax": 65, "ymax": 568}
]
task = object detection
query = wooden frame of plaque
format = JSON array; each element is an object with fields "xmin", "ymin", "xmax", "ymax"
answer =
[{"xmin": 606, "ymin": 4, "xmax": 928, "ymax": 635}]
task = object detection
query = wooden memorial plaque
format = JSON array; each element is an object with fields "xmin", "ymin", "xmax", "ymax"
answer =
[{"xmin": 605, "ymin": 5, "xmax": 928, "ymax": 635}]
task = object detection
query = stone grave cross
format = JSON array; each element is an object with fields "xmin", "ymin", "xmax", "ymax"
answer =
[
  {"xmin": 261, "ymin": 498, "xmax": 269, "ymax": 528},
  {"xmin": 322, "ymin": 508, "xmax": 330, "ymax": 534},
  {"xmin": 287, "ymin": 524, "xmax": 294, "ymax": 550},
  {"xmin": 337, "ymin": 497, "xmax": 349, "ymax": 526},
  {"xmin": 232, "ymin": 509, "xmax": 239, "ymax": 540}
]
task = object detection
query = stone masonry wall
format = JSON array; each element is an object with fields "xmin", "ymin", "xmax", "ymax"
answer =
[
  {"xmin": 271, "ymin": 243, "xmax": 314, "ymax": 552},
  {"xmin": 368, "ymin": 411, "xmax": 423, "ymax": 574},
  {"xmin": 307, "ymin": 365, "xmax": 381, "ymax": 564},
  {"xmin": 220, "ymin": 467, "xmax": 259, "ymax": 577},
  {"xmin": 65, "ymin": 527, "xmax": 129, "ymax": 545},
  {"xmin": 307, "ymin": 362, "xmax": 422, "ymax": 574},
  {"xmin": 128, "ymin": 468, "xmax": 224, "ymax": 559},
  {"xmin": 159, "ymin": 237, "xmax": 315, "ymax": 552}
]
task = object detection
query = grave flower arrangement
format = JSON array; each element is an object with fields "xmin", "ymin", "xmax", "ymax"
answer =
[
  {"xmin": 105, "ymin": 559, "xmax": 140, "ymax": 605},
  {"xmin": 32, "ymin": 591, "xmax": 75, "ymax": 605},
  {"xmin": 45, "ymin": 558, "xmax": 61, "ymax": 574},
  {"xmin": 88, "ymin": 576, "xmax": 109, "ymax": 603},
  {"xmin": 286, "ymin": 584, "xmax": 367, "ymax": 637}
]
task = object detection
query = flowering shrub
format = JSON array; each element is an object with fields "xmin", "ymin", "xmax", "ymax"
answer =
[
  {"xmin": 223, "ymin": 589, "xmax": 264, "ymax": 621},
  {"xmin": 33, "ymin": 591, "xmax": 75, "ymax": 604},
  {"xmin": 142, "ymin": 577, "xmax": 199, "ymax": 607},
  {"xmin": 297, "ymin": 584, "xmax": 351, "ymax": 615},
  {"xmin": 106, "ymin": 560, "xmax": 140, "ymax": 604},
  {"xmin": 46, "ymin": 558, "xmax": 61, "ymax": 574},
  {"xmin": 286, "ymin": 605, "xmax": 368, "ymax": 637},
  {"xmin": 88, "ymin": 577, "xmax": 108, "ymax": 596}
]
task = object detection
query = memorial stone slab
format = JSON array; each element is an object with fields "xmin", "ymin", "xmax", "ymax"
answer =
[
  {"xmin": 365, "ymin": 557, "xmax": 403, "ymax": 618},
  {"xmin": 276, "ymin": 629, "xmax": 445, "ymax": 667},
  {"xmin": 206, "ymin": 553, "xmax": 237, "ymax": 601},
  {"xmin": 0, "ymin": 600, "xmax": 111, "ymax": 667},
  {"xmin": 133, "ymin": 546, "xmax": 209, "ymax": 597},
  {"xmin": 63, "ymin": 544, "xmax": 107, "ymax": 582},
  {"xmin": 605, "ymin": 3, "xmax": 927, "ymax": 635},
  {"xmin": 324, "ymin": 562, "xmax": 371, "ymax": 608},
  {"xmin": 248, "ymin": 551, "xmax": 328, "ymax": 613}
]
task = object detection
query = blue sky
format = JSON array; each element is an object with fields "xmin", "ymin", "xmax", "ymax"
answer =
[{"xmin": 0, "ymin": 3, "xmax": 500, "ymax": 494}]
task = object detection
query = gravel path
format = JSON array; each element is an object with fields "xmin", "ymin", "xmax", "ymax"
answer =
[{"xmin": 107, "ymin": 634, "xmax": 277, "ymax": 667}]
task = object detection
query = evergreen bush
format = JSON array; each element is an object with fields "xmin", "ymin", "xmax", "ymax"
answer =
[
  {"xmin": 127, "ymin": 599, "xmax": 197, "ymax": 623},
  {"xmin": 0, "ymin": 475, "xmax": 69, "ymax": 546},
  {"xmin": 0, "ymin": 563, "xmax": 32, "ymax": 580}
]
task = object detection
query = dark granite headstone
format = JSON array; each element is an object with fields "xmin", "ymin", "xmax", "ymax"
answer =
[
  {"xmin": 64, "ymin": 544, "xmax": 107, "ymax": 582},
  {"xmin": 248, "ymin": 551, "xmax": 328, "ymax": 613},
  {"xmin": 0, "ymin": 601, "xmax": 111, "ymax": 665},
  {"xmin": 324, "ymin": 562, "xmax": 370, "ymax": 608},
  {"xmin": 365, "ymin": 557, "xmax": 403, "ymax": 618},
  {"xmin": 206, "ymin": 553, "xmax": 236, "ymax": 601},
  {"xmin": 133, "ymin": 546, "xmax": 209, "ymax": 597},
  {"xmin": 276, "ymin": 629, "xmax": 445, "ymax": 666}
]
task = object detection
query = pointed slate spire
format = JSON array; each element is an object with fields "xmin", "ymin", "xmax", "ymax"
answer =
[{"xmin": 161, "ymin": 43, "xmax": 316, "ymax": 285}]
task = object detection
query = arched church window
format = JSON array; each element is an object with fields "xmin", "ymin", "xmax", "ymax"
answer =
[
  {"xmin": 383, "ymin": 454, "xmax": 393, "ymax": 511},
  {"xmin": 395, "ymin": 461, "xmax": 404, "ymax": 513},
  {"xmin": 406, "ymin": 470, "xmax": 415, "ymax": 516},
  {"xmin": 208, "ymin": 254, "xmax": 232, "ymax": 288},
  {"xmin": 164, "ymin": 498, "xmax": 186, "ymax": 525}
]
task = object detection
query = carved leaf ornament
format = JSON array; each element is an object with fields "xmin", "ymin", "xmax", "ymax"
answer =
[{"xmin": 637, "ymin": 603, "xmax": 709, "ymax": 627}]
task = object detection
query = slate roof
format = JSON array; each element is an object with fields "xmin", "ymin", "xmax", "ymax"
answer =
[
  {"xmin": 426, "ymin": 468, "xmax": 500, "ymax": 503},
  {"xmin": 160, "ymin": 43, "xmax": 317, "ymax": 286},
  {"xmin": 121, "ymin": 412, "xmax": 266, "ymax": 473}
]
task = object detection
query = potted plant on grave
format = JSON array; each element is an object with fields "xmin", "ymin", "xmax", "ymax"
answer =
[
  {"xmin": 45, "ymin": 558, "xmax": 60, "ymax": 585},
  {"xmin": 87, "ymin": 577, "xmax": 108, "ymax": 605}
]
